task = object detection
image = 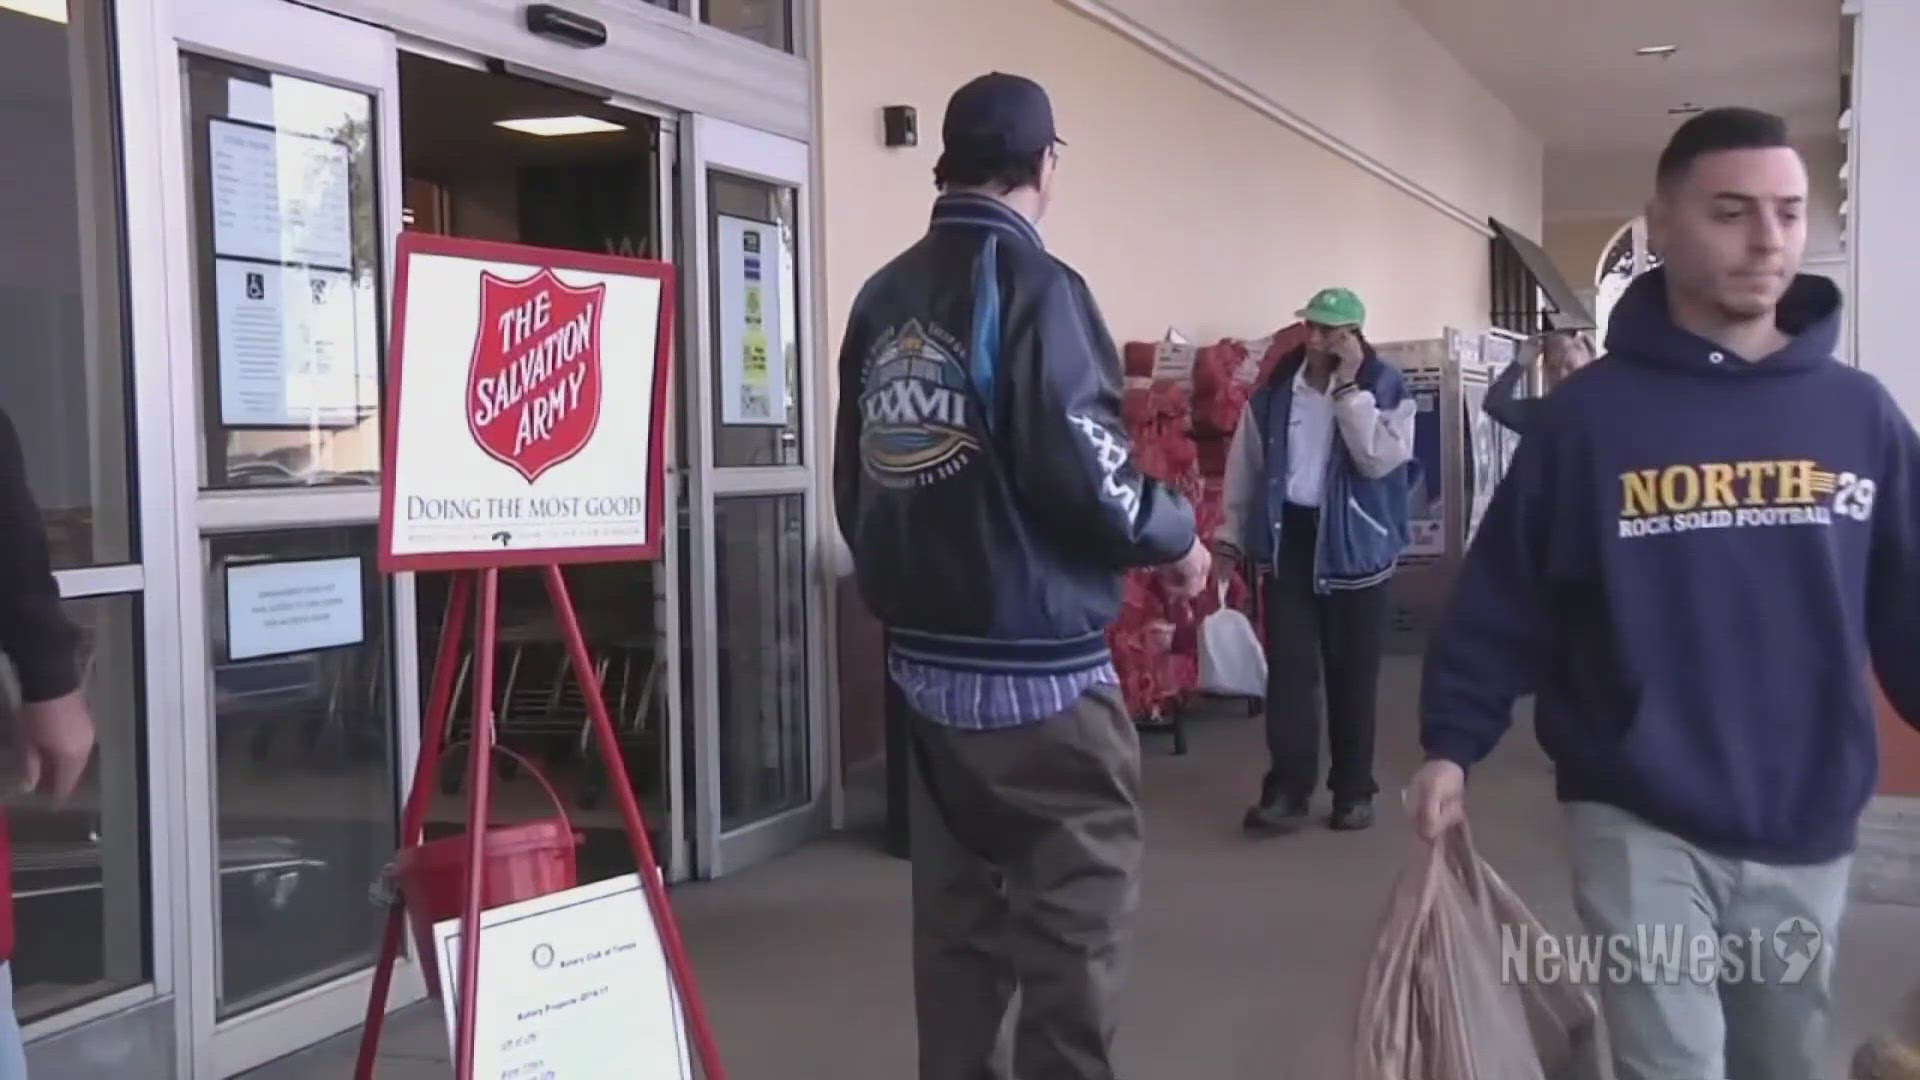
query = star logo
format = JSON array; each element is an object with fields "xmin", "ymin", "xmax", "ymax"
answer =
[{"xmin": 1772, "ymin": 917, "xmax": 1822, "ymax": 984}]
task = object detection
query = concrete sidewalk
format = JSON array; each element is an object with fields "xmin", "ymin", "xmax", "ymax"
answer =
[{"xmin": 248, "ymin": 656, "xmax": 1920, "ymax": 1078}]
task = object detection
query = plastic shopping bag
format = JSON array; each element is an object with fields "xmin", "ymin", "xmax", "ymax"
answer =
[
  {"xmin": 1196, "ymin": 582, "xmax": 1265, "ymax": 699},
  {"xmin": 1352, "ymin": 827, "xmax": 1598, "ymax": 1080}
]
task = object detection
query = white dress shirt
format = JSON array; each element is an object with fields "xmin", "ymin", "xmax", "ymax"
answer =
[{"xmin": 1285, "ymin": 367, "xmax": 1337, "ymax": 507}]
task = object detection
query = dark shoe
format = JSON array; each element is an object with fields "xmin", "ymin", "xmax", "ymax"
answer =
[
  {"xmin": 1329, "ymin": 798, "xmax": 1375, "ymax": 831},
  {"xmin": 1242, "ymin": 795, "xmax": 1311, "ymax": 834}
]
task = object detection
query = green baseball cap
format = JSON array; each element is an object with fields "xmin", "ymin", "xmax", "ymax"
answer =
[{"xmin": 1297, "ymin": 287, "xmax": 1366, "ymax": 328}]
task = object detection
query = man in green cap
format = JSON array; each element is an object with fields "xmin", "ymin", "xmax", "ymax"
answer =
[{"xmin": 1216, "ymin": 287, "xmax": 1418, "ymax": 833}]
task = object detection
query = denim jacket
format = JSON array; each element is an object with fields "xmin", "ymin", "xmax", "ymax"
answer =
[{"xmin": 1216, "ymin": 345, "xmax": 1419, "ymax": 592}]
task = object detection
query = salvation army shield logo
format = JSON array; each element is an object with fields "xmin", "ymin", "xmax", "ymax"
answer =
[{"xmin": 466, "ymin": 268, "xmax": 607, "ymax": 483}]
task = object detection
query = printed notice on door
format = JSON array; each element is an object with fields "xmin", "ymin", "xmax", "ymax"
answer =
[
  {"xmin": 433, "ymin": 874, "xmax": 693, "ymax": 1079},
  {"xmin": 716, "ymin": 215, "xmax": 786, "ymax": 426},
  {"xmin": 213, "ymin": 258, "xmax": 364, "ymax": 427},
  {"xmin": 224, "ymin": 556, "xmax": 365, "ymax": 662},
  {"xmin": 208, "ymin": 117, "xmax": 355, "ymax": 269}
]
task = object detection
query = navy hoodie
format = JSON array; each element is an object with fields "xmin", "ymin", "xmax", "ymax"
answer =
[{"xmin": 1422, "ymin": 270, "xmax": 1920, "ymax": 864}]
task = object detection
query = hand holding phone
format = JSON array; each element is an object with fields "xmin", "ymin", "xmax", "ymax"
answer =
[{"xmin": 1330, "ymin": 328, "xmax": 1365, "ymax": 384}]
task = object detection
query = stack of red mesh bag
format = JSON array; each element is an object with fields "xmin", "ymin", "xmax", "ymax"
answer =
[
  {"xmin": 1107, "ymin": 326, "xmax": 1310, "ymax": 719},
  {"xmin": 1106, "ymin": 372, "xmax": 1201, "ymax": 718}
]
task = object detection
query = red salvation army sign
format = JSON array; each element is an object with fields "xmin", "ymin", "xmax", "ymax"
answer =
[
  {"xmin": 467, "ymin": 269, "xmax": 606, "ymax": 483},
  {"xmin": 379, "ymin": 234, "xmax": 675, "ymax": 572}
]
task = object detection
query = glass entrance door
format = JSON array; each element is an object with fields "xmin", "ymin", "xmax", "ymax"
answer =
[
  {"xmin": 393, "ymin": 49, "xmax": 689, "ymax": 886},
  {"xmin": 156, "ymin": 1, "xmax": 418, "ymax": 1074},
  {"xmin": 4, "ymin": 0, "xmax": 167, "ymax": 1053},
  {"xmin": 683, "ymin": 117, "xmax": 831, "ymax": 876}
]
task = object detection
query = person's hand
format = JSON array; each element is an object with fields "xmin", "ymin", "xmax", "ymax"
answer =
[
  {"xmin": 1541, "ymin": 332, "xmax": 1589, "ymax": 385},
  {"xmin": 1405, "ymin": 758, "xmax": 1465, "ymax": 842},
  {"xmin": 1162, "ymin": 537, "xmax": 1212, "ymax": 600},
  {"xmin": 14, "ymin": 690, "xmax": 96, "ymax": 801},
  {"xmin": 1331, "ymin": 329, "xmax": 1365, "ymax": 384}
]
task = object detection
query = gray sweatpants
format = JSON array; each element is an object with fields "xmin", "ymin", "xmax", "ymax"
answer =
[
  {"xmin": 1564, "ymin": 801, "xmax": 1852, "ymax": 1080},
  {"xmin": 908, "ymin": 685, "xmax": 1144, "ymax": 1080}
]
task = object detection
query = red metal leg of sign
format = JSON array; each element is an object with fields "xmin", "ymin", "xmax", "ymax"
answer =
[
  {"xmin": 542, "ymin": 564, "xmax": 727, "ymax": 1079},
  {"xmin": 452, "ymin": 569, "xmax": 501, "ymax": 1080},
  {"xmin": 354, "ymin": 572, "xmax": 474, "ymax": 1080}
]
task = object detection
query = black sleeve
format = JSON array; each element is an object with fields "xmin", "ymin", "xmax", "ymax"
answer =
[
  {"xmin": 1484, "ymin": 360, "xmax": 1536, "ymax": 435},
  {"xmin": 1002, "ymin": 272, "xmax": 1195, "ymax": 569},
  {"xmin": 0, "ymin": 408, "xmax": 80, "ymax": 703}
]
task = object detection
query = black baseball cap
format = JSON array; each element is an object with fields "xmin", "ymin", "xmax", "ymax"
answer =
[{"xmin": 940, "ymin": 72, "xmax": 1066, "ymax": 160}]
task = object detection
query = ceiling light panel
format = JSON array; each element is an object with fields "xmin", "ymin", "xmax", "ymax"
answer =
[{"xmin": 494, "ymin": 115, "xmax": 626, "ymax": 137}]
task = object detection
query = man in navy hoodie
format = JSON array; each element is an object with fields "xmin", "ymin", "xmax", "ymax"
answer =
[{"xmin": 1408, "ymin": 107, "xmax": 1920, "ymax": 1080}]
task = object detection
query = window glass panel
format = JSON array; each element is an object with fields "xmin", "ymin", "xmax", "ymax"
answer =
[
  {"xmin": 181, "ymin": 55, "xmax": 385, "ymax": 489},
  {"xmin": 206, "ymin": 527, "xmax": 394, "ymax": 1016},
  {"xmin": 412, "ymin": 564, "xmax": 676, "ymax": 884},
  {"xmin": 708, "ymin": 173, "xmax": 802, "ymax": 467},
  {"xmin": 715, "ymin": 494, "xmax": 809, "ymax": 829},
  {"xmin": 704, "ymin": 0, "xmax": 793, "ymax": 51},
  {"xmin": 7, "ymin": 593, "xmax": 149, "ymax": 1021},
  {"xmin": 0, "ymin": 0, "xmax": 134, "ymax": 568}
]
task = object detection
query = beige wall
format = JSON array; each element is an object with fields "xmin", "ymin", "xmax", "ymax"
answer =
[
  {"xmin": 1086, "ymin": 0, "xmax": 1542, "ymax": 232},
  {"xmin": 817, "ymin": 0, "xmax": 1532, "ymax": 355},
  {"xmin": 1543, "ymin": 216, "xmax": 1631, "ymax": 293},
  {"xmin": 1545, "ymin": 137, "xmax": 1845, "ymax": 260}
]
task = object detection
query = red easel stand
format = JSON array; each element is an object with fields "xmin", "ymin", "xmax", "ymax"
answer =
[{"xmin": 353, "ymin": 566, "xmax": 726, "ymax": 1079}]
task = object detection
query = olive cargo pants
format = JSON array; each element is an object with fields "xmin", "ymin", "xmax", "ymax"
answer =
[{"xmin": 908, "ymin": 685, "xmax": 1144, "ymax": 1080}]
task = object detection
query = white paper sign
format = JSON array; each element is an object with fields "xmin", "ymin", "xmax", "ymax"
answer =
[
  {"xmin": 224, "ymin": 556, "xmax": 365, "ymax": 662},
  {"xmin": 433, "ymin": 874, "xmax": 692, "ymax": 1079},
  {"xmin": 226, "ymin": 79, "xmax": 276, "ymax": 127},
  {"xmin": 1451, "ymin": 329, "xmax": 1497, "ymax": 547},
  {"xmin": 715, "ymin": 215, "xmax": 787, "ymax": 426},
  {"xmin": 209, "ymin": 118, "xmax": 355, "ymax": 269},
  {"xmin": 383, "ymin": 239, "xmax": 672, "ymax": 568},
  {"xmin": 214, "ymin": 258, "xmax": 363, "ymax": 426},
  {"xmin": 1403, "ymin": 363, "xmax": 1447, "ymax": 560}
]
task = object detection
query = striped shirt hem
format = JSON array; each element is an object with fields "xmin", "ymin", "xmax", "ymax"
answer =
[{"xmin": 888, "ymin": 651, "xmax": 1118, "ymax": 730}]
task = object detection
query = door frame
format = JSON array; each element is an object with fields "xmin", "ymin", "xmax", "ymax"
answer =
[
  {"xmin": 681, "ymin": 115, "xmax": 835, "ymax": 877},
  {"xmin": 384, "ymin": 36, "xmax": 695, "ymax": 887},
  {"xmin": 13, "ymin": 0, "xmax": 184, "ymax": 1048},
  {"xmin": 149, "ymin": 1, "xmax": 423, "ymax": 1074}
]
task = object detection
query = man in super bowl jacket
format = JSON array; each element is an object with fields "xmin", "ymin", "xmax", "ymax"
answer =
[{"xmin": 834, "ymin": 73, "xmax": 1207, "ymax": 1080}]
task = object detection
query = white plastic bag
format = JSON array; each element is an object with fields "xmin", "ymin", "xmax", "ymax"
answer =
[{"xmin": 1196, "ymin": 582, "xmax": 1266, "ymax": 699}]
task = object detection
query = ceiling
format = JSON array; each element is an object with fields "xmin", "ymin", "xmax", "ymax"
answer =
[
  {"xmin": 398, "ymin": 53, "xmax": 658, "ymax": 179},
  {"xmin": 1398, "ymin": 0, "xmax": 1843, "ymax": 155}
]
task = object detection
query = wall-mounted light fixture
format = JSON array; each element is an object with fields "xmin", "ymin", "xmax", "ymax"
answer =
[{"xmin": 883, "ymin": 106, "xmax": 918, "ymax": 148}]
